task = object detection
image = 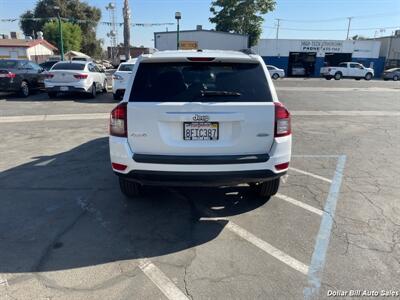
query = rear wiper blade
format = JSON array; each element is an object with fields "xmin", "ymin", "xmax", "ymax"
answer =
[{"xmin": 200, "ymin": 90, "xmax": 241, "ymax": 97}]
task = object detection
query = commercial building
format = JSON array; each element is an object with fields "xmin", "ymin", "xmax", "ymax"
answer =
[
  {"xmin": 154, "ymin": 26, "xmax": 249, "ymax": 51},
  {"xmin": 369, "ymin": 30, "xmax": 400, "ymax": 69},
  {"xmin": 252, "ymin": 39, "xmax": 383, "ymax": 77},
  {"xmin": 0, "ymin": 35, "xmax": 57, "ymax": 63}
]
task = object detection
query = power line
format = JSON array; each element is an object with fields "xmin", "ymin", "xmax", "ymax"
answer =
[
  {"xmin": 278, "ymin": 11, "xmax": 400, "ymax": 23},
  {"xmin": 263, "ymin": 25, "xmax": 400, "ymax": 32}
]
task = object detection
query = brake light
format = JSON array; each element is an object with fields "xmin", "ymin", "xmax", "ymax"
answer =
[
  {"xmin": 73, "ymin": 74, "xmax": 88, "ymax": 79},
  {"xmin": 6, "ymin": 72, "xmax": 16, "ymax": 78},
  {"xmin": 187, "ymin": 57, "xmax": 215, "ymax": 62},
  {"xmin": 45, "ymin": 73, "xmax": 54, "ymax": 79},
  {"xmin": 110, "ymin": 102, "xmax": 127, "ymax": 137},
  {"xmin": 274, "ymin": 102, "xmax": 291, "ymax": 137}
]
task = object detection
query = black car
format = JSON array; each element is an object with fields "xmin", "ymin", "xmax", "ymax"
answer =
[
  {"xmin": 0, "ymin": 59, "xmax": 46, "ymax": 97},
  {"xmin": 382, "ymin": 68, "xmax": 400, "ymax": 81},
  {"xmin": 39, "ymin": 60, "xmax": 59, "ymax": 71}
]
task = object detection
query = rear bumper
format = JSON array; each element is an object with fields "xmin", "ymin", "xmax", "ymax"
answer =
[
  {"xmin": 109, "ymin": 134, "xmax": 291, "ymax": 186},
  {"xmin": 46, "ymin": 86, "xmax": 88, "ymax": 93},
  {"xmin": 117, "ymin": 169, "xmax": 285, "ymax": 186}
]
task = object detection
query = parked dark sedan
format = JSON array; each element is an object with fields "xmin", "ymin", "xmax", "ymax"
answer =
[
  {"xmin": 0, "ymin": 59, "xmax": 46, "ymax": 97},
  {"xmin": 39, "ymin": 60, "xmax": 59, "ymax": 71},
  {"xmin": 382, "ymin": 68, "xmax": 400, "ymax": 81}
]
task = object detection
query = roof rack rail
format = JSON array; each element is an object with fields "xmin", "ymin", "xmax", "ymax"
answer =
[{"xmin": 240, "ymin": 48, "xmax": 256, "ymax": 55}]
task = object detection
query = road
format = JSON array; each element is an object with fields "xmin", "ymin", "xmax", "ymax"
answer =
[{"xmin": 0, "ymin": 78, "xmax": 399, "ymax": 300}]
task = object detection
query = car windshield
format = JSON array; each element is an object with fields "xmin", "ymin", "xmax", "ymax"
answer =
[
  {"xmin": 129, "ymin": 62, "xmax": 272, "ymax": 102},
  {"xmin": 51, "ymin": 63, "xmax": 86, "ymax": 70},
  {"xmin": 118, "ymin": 64, "xmax": 135, "ymax": 71},
  {"xmin": 0, "ymin": 60, "xmax": 18, "ymax": 69}
]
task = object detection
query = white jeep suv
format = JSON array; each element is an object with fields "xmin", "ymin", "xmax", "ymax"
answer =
[{"xmin": 109, "ymin": 50, "xmax": 291, "ymax": 198}]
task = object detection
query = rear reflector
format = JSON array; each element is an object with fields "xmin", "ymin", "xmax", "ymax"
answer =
[
  {"xmin": 275, "ymin": 162, "xmax": 289, "ymax": 170},
  {"xmin": 112, "ymin": 162, "xmax": 127, "ymax": 171},
  {"xmin": 110, "ymin": 102, "xmax": 127, "ymax": 137},
  {"xmin": 274, "ymin": 102, "xmax": 291, "ymax": 137},
  {"xmin": 6, "ymin": 72, "xmax": 16, "ymax": 79},
  {"xmin": 187, "ymin": 57, "xmax": 215, "ymax": 62},
  {"xmin": 73, "ymin": 74, "xmax": 88, "ymax": 79}
]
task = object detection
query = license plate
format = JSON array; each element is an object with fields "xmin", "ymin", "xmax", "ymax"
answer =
[
  {"xmin": 60, "ymin": 86, "xmax": 69, "ymax": 91},
  {"xmin": 183, "ymin": 122, "xmax": 219, "ymax": 140}
]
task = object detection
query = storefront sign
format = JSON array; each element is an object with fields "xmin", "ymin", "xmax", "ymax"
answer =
[
  {"xmin": 300, "ymin": 40, "xmax": 343, "ymax": 53},
  {"xmin": 179, "ymin": 41, "xmax": 198, "ymax": 50}
]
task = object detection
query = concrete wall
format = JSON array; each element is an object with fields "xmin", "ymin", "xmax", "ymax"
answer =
[{"xmin": 154, "ymin": 30, "xmax": 248, "ymax": 51}]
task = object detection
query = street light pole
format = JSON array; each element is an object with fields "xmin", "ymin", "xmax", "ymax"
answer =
[
  {"xmin": 54, "ymin": 6, "xmax": 64, "ymax": 60},
  {"xmin": 175, "ymin": 12, "xmax": 181, "ymax": 50},
  {"xmin": 346, "ymin": 17, "xmax": 353, "ymax": 40}
]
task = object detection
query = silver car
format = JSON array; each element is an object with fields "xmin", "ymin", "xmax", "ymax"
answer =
[{"xmin": 382, "ymin": 68, "xmax": 400, "ymax": 81}]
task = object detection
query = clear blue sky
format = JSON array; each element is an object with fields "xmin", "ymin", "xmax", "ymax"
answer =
[{"xmin": 0, "ymin": 0, "xmax": 399, "ymax": 48}]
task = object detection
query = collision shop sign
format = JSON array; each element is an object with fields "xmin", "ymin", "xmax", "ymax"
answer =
[
  {"xmin": 300, "ymin": 40, "xmax": 343, "ymax": 53},
  {"xmin": 179, "ymin": 41, "xmax": 198, "ymax": 50}
]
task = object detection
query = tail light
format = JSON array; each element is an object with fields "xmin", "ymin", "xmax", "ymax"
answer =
[
  {"xmin": 73, "ymin": 74, "xmax": 88, "ymax": 79},
  {"xmin": 110, "ymin": 102, "xmax": 127, "ymax": 137},
  {"xmin": 274, "ymin": 102, "xmax": 291, "ymax": 137},
  {"xmin": 6, "ymin": 72, "xmax": 16, "ymax": 79},
  {"xmin": 45, "ymin": 73, "xmax": 54, "ymax": 79}
]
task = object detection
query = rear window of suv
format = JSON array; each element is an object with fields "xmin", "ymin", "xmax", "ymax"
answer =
[
  {"xmin": 129, "ymin": 62, "xmax": 273, "ymax": 102},
  {"xmin": 52, "ymin": 63, "xmax": 85, "ymax": 70}
]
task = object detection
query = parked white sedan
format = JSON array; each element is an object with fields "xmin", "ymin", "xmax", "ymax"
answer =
[
  {"xmin": 112, "ymin": 59, "xmax": 137, "ymax": 100},
  {"xmin": 267, "ymin": 65, "xmax": 285, "ymax": 79},
  {"xmin": 45, "ymin": 61, "xmax": 107, "ymax": 98}
]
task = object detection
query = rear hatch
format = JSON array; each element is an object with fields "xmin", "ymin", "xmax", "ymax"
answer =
[
  {"xmin": 0, "ymin": 60, "xmax": 18, "ymax": 87},
  {"xmin": 48, "ymin": 62, "xmax": 87, "ymax": 84},
  {"xmin": 127, "ymin": 58, "xmax": 276, "ymax": 156}
]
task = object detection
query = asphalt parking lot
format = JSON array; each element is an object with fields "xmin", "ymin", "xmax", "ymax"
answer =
[{"xmin": 0, "ymin": 78, "xmax": 399, "ymax": 299}]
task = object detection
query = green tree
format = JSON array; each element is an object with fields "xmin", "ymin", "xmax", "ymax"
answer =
[
  {"xmin": 209, "ymin": 0, "xmax": 276, "ymax": 47},
  {"xmin": 19, "ymin": 0, "xmax": 102, "ymax": 57},
  {"xmin": 42, "ymin": 21, "xmax": 82, "ymax": 53}
]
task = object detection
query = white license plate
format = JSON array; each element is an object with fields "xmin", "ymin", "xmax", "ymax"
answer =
[
  {"xmin": 60, "ymin": 86, "xmax": 69, "ymax": 91},
  {"xmin": 184, "ymin": 122, "xmax": 219, "ymax": 141}
]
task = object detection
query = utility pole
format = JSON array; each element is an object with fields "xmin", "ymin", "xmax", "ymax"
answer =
[
  {"xmin": 123, "ymin": 0, "xmax": 131, "ymax": 61},
  {"xmin": 346, "ymin": 17, "xmax": 353, "ymax": 40},
  {"xmin": 275, "ymin": 18, "xmax": 281, "ymax": 40},
  {"xmin": 175, "ymin": 12, "xmax": 181, "ymax": 50},
  {"xmin": 54, "ymin": 6, "xmax": 64, "ymax": 60}
]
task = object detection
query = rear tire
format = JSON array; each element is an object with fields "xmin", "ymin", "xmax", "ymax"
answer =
[
  {"xmin": 113, "ymin": 93, "xmax": 122, "ymax": 100},
  {"xmin": 393, "ymin": 75, "xmax": 399, "ymax": 81},
  {"xmin": 252, "ymin": 178, "xmax": 280, "ymax": 198},
  {"xmin": 48, "ymin": 92, "xmax": 57, "ymax": 98},
  {"xmin": 325, "ymin": 76, "xmax": 332, "ymax": 80},
  {"xmin": 272, "ymin": 73, "xmax": 279, "ymax": 80},
  {"xmin": 119, "ymin": 177, "xmax": 141, "ymax": 198},
  {"xmin": 102, "ymin": 80, "xmax": 108, "ymax": 92},
  {"xmin": 19, "ymin": 81, "xmax": 30, "ymax": 97},
  {"xmin": 334, "ymin": 72, "xmax": 342, "ymax": 80},
  {"xmin": 364, "ymin": 73, "xmax": 372, "ymax": 81},
  {"xmin": 89, "ymin": 83, "xmax": 96, "ymax": 98}
]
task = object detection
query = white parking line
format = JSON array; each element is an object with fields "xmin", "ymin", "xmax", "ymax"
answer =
[
  {"xmin": 289, "ymin": 167, "xmax": 332, "ymax": 183},
  {"xmin": 139, "ymin": 259, "xmax": 190, "ymax": 300},
  {"xmin": 76, "ymin": 195, "xmax": 189, "ymax": 300},
  {"xmin": 275, "ymin": 193, "xmax": 323, "ymax": 216},
  {"xmin": 225, "ymin": 222, "xmax": 309, "ymax": 275}
]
